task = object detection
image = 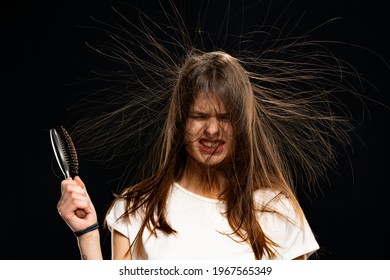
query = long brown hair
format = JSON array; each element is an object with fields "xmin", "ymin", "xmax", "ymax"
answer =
[{"xmin": 107, "ymin": 50, "xmax": 304, "ymax": 259}]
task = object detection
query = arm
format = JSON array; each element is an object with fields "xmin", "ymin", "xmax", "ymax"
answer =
[
  {"xmin": 293, "ymin": 254, "xmax": 307, "ymax": 260},
  {"xmin": 57, "ymin": 176, "xmax": 103, "ymax": 260},
  {"xmin": 77, "ymin": 230, "xmax": 103, "ymax": 260},
  {"xmin": 111, "ymin": 229, "xmax": 131, "ymax": 259}
]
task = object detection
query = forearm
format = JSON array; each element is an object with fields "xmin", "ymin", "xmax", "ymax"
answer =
[{"xmin": 76, "ymin": 230, "xmax": 103, "ymax": 260}]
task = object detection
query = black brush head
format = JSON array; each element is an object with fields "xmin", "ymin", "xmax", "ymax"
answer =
[{"xmin": 50, "ymin": 126, "xmax": 79, "ymax": 179}]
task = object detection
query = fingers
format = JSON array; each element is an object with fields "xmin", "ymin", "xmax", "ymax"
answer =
[
  {"xmin": 58, "ymin": 178, "xmax": 92, "ymax": 220},
  {"xmin": 57, "ymin": 189, "xmax": 91, "ymax": 217},
  {"xmin": 57, "ymin": 176, "xmax": 98, "ymax": 233},
  {"xmin": 61, "ymin": 178, "xmax": 87, "ymax": 196},
  {"xmin": 74, "ymin": 176, "xmax": 86, "ymax": 189}
]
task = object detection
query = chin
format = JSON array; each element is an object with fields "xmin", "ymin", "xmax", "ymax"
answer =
[
  {"xmin": 199, "ymin": 154, "xmax": 231, "ymax": 167},
  {"xmin": 201, "ymin": 160, "xmax": 223, "ymax": 166}
]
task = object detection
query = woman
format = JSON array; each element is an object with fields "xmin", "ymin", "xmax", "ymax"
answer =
[{"xmin": 57, "ymin": 51, "xmax": 320, "ymax": 260}]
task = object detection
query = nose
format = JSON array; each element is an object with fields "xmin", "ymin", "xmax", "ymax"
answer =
[{"xmin": 205, "ymin": 117, "xmax": 219, "ymax": 136}]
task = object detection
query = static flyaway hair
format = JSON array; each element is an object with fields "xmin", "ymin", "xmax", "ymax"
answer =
[{"xmin": 67, "ymin": 1, "xmax": 373, "ymax": 191}]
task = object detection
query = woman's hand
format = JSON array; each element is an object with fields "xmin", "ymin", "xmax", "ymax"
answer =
[{"xmin": 57, "ymin": 176, "xmax": 97, "ymax": 233}]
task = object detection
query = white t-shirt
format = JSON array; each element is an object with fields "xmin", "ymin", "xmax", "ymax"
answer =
[{"xmin": 106, "ymin": 182, "xmax": 319, "ymax": 259}]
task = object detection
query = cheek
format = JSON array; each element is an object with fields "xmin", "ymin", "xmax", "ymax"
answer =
[
  {"xmin": 185, "ymin": 121, "xmax": 205, "ymax": 139},
  {"xmin": 222, "ymin": 123, "xmax": 233, "ymax": 139},
  {"xmin": 183, "ymin": 122, "xmax": 195, "ymax": 144}
]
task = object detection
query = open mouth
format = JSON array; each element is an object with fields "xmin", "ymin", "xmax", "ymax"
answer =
[{"xmin": 198, "ymin": 139, "xmax": 225, "ymax": 153}]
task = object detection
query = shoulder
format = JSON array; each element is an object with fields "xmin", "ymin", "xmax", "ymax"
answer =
[
  {"xmin": 105, "ymin": 197, "xmax": 145, "ymax": 239},
  {"xmin": 253, "ymin": 188, "xmax": 293, "ymax": 211},
  {"xmin": 106, "ymin": 198, "xmax": 127, "ymax": 224},
  {"xmin": 253, "ymin": 188, "xmax": 303, "ymax": 228},
  {"xmin": 254, "ymin": 189, "xmax": 319, "ymax": 259}
]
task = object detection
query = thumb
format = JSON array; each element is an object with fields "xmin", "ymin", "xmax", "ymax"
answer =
[{"xmin": 73, "ymin": 175, "xmax": 86, "ymax": 189}]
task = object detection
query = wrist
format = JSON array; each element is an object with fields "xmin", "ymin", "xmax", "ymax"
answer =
[
  {"xmin": 74, "ymin": 222, "xmax": 99, "ymax": 238},
  {"xmin": 76, "ymin": 226, "xmax": 100, "ymax": 241}
]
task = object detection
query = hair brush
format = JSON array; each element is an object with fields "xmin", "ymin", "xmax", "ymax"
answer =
[
  {"xmin": 50, "ymin": 126, "xmax": 85, "ymax": 218},
  {"xmin": 50, "ymin": 126, "xmax": 78, "ymax": 179}
]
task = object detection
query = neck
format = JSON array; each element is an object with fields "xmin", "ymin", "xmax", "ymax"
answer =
[
  {"xmin": 178, "ymin": 160, "xmax": 227, "ymax": 199},
  {"xmin": 178, "ymin": 159, "xmax": 228, "ymax": 199}
]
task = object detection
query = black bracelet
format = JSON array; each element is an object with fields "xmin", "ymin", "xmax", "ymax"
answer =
[{"xmin": 73, "ymin": 222, "xmax": 99, "ymax": 237}]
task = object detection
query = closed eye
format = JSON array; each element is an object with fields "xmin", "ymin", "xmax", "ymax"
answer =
[
  {"xmin": 189, "ymin": 113, "xmax": 208, "ymax": 119},
  {"xmin": 189, "ymin": 112, "xmax": 231, "ymax": 121},
  {"xmin": 218, "ymin": 113, "xmax": 231, "ymax": 122}
]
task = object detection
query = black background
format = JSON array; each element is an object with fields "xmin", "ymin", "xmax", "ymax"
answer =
[{"xmin": 2, "ymin": 0, "xmax": 389, "ymax": 260}]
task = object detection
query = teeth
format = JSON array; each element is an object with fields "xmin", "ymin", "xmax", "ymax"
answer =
[{"xmin": 201, "ymin": 141, "xmax": 220, "ymax": 147}]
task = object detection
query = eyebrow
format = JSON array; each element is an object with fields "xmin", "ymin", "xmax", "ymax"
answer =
[{"xmin": 190, "ymin": 111, "xmax": 230, "ymax": 118}]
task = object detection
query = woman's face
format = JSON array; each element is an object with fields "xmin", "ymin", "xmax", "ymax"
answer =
[{"xmin": 184, "ymin": 91, "xmax": 234, "ymax": 166}]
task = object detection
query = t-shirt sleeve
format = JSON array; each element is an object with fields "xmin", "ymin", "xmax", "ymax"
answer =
[
  {"xmin": 106, "ymin": 199, "xmax": 131, "ymax": 238},
  {"xmin": 258, "ymin": 194, "xmax": 320, "ymax": 259}
]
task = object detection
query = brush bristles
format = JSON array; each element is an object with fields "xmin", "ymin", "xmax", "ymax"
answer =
[{"xmin": 61, "ymin": 126, "xmax": 79, "ymax": 175}]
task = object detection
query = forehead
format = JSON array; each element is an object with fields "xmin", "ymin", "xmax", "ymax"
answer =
[{"xmin": 192, "ymin": 91, "xmax": 226, "ymax": 112}]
